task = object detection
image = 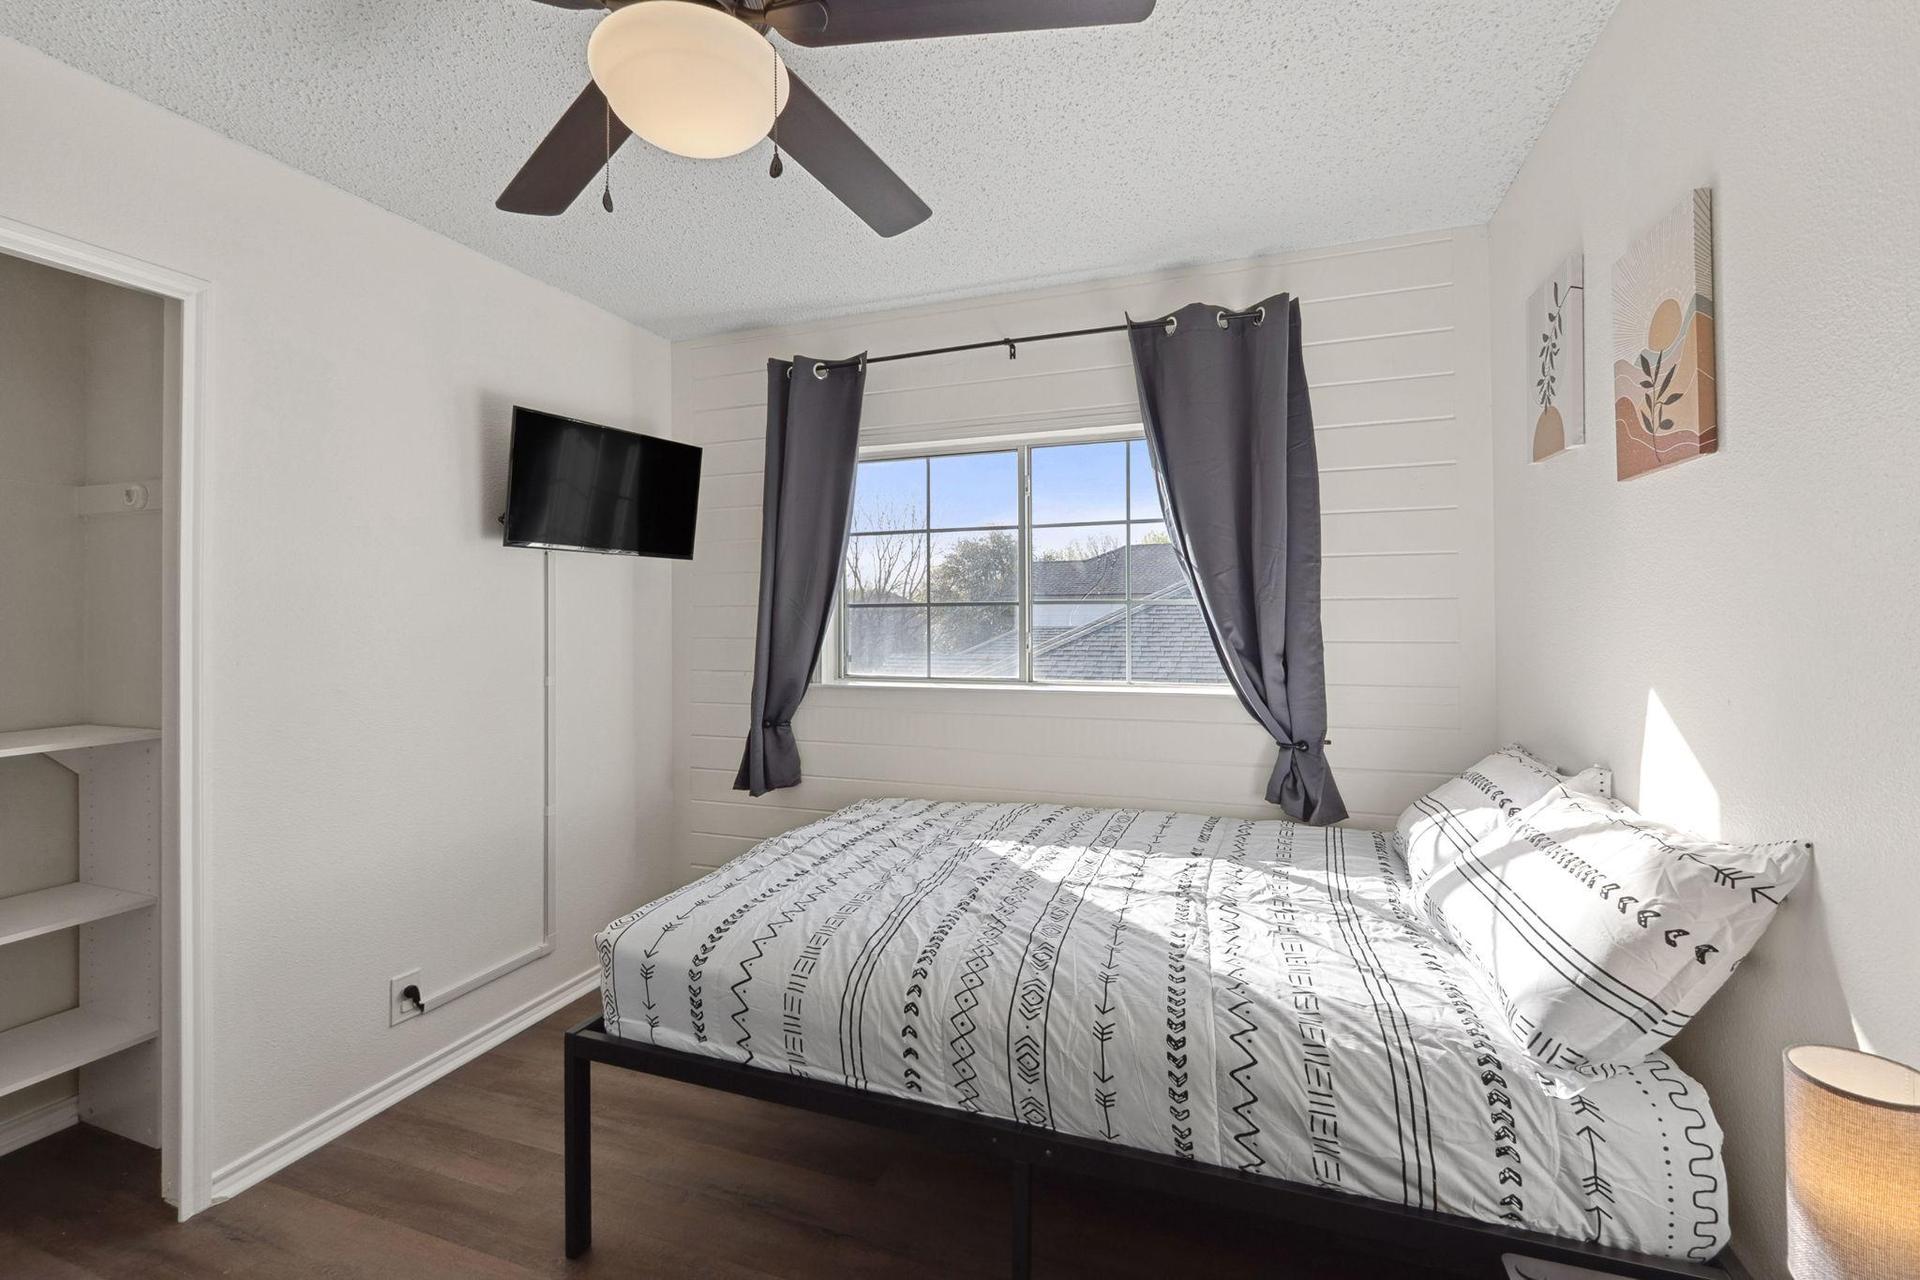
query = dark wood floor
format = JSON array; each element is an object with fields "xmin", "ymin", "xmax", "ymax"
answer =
[{"xmin": 0, "ymin": 995, "xmax": 1469, "ymax": 1278}]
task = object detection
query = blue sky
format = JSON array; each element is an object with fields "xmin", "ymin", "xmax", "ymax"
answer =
[{"xmin": 852, "ymin": 439, "xmax": 1164, "ymax": 532}]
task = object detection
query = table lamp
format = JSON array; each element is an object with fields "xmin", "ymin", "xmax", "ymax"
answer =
[{"xmin": 1783, "ymin": 1045, "xmax": 1920, "ymax": 1279}]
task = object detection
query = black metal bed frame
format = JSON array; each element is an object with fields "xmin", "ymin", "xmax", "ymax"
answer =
[{"xmin": 562, "ymin": 1015, "xmax": 1745, "ymax": 1279}]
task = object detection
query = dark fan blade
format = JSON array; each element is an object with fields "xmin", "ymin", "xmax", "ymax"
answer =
[
  {"xmin": 777, "ymin": 72, "xmax": 930, "ymax": 237},
  {"xmin": 767, "ymin": 0, "xmax": 1153, "ymax": 46},
  {"xmin": 757, "ymin": 2, "xmax": 830, "ymax": 40},
  {"xmin": 497, "ymin": 81, "xmax": 632, "ymax": 216}
]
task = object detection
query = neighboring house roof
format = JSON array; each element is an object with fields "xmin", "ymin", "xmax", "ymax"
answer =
[
  {"xmin": 1029, "ymin": 541, "xmax": 1188, "ymax": 600},
  {"xmin": 1047, "ymin": 598, "xmax": 1225, "ymax": 684},
  {"xmin": 847, "ymin": 540, "xmax": 1225, "ymax": 683}
]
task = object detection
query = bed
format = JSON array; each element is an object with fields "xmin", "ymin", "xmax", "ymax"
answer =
[{"xmin": 573, "ymin": 797, "xmax": 1739, "ymax": 1278}]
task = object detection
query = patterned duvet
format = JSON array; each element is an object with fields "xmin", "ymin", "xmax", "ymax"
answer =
[{"xmin": 597, "ymin": 798, "xmax": 1729, "ymax": 1260}]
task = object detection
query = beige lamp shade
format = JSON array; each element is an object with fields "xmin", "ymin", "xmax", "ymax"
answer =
[
  {"xmin": 587, "ymin": 1, "xmax": 788, "ymax": 160},
  {"xmin": 1784, "ymin": 1045, "xmax": 1920, "ymax": 1279}
]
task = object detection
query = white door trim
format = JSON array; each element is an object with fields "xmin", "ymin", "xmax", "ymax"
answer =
[{"xmin": 0, "ymin": 213, "xmax": 213, "ymax": 1218}]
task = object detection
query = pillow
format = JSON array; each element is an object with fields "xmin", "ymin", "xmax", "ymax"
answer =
[
  {"xmin": 1419, "ymin": 784, "xmax": 1810, "ymax": 1093},
  {"xmin": 1396, "ymin": 744, "xmax": 1609, "ymax": 891}
]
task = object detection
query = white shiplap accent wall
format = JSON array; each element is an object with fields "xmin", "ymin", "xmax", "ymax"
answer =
[{"xmin": 669, "ymin": 229, "xmax": 1495, "ymax": 881}]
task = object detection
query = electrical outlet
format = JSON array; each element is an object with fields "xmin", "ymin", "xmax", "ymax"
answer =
[{"xmin": 390, "ymin": 969, "xmax": 424, "ymax": 1026}]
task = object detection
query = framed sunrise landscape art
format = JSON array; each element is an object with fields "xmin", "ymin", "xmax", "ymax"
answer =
[{"xmin": 1613, "ymin": 188, "xmax": 1718, "ymax": 479}]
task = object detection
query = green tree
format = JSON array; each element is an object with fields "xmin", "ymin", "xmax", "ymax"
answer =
[
  {"xmin": 931, "ymin": 530, "xmax": 1018, "ymax": 602},
  {"xmin": 931, "ymin": 531, "xmax": 1018, "ymax": 661}
]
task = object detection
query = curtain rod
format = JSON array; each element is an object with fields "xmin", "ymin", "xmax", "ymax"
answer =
[{"xmin": 797, "ymin": 305, "xmax": 1271, "ymax": 376}]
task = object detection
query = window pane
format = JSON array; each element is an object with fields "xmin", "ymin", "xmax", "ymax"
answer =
[
  {"xmin": 846, "ymin": 607, "xmax": 927, "ymax": 677},
  {"xmin": 839, "ymin": 436, "xmax": 1230, "ymax": 687},
  {"xmin": 845, "ymin": 532, "xmax": 927, "ymax": 604},
  {"xmin": 851, "ymin": 457, "xmax": 926, "ymax": 533},
  {"xmin": 1129, "ymin": 438, "xmax": 1163, "ymax": 521},
  {"xmin": 1031, "ymin": 602, "xmax": 1125, "ymax": 682},
  {"xmin": 1031, "ymin": 441, "xmax": 1127, "ymax": 524},
  {"xmin": 931, "ymin": 530, "xmax": 1018, "ymax": 603},
  {"xmin": 931, "ymin": 605, "xmax": 1018, "ymax": 678},
  {"xmin": 1031, "ymin": 524, "xmax": 1126, "ymax": 601},
  {"xmin": 931, "ymin": 451, "xmax": 1017, "ymax": 528},
  {"xmin": 1129, "ymin": 602, "xmax": 1227, "ymax": 684},
  {"xmin": 1128, "ymin": 523, "xmax": 1191, "ymax": 600}
]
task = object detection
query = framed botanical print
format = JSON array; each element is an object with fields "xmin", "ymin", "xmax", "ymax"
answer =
[{"xmin": 1529, "ymin": 253, "xmax": 1585, "ymax": 462}]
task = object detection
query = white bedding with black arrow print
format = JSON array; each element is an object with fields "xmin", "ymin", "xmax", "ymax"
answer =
[{"xmin": 597, "ymin": 798, "xmax": 1729, "ymax": 1261}]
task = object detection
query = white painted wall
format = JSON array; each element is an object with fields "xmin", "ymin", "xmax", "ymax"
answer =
[
  {"xmin": 1487, "ymin": 4, "xmax": 1920, "ymax": 1275},
  {"xmin": 80, "ymin": 276, "xmax": 165, "ymax": 730},
  {"xmin": 669, "ymin": 230, "xmax": 1498, "ymax": 881},
  {"xmin": 0, "ymin": 253, "xmax": 88, "ymax": 730},
  {"xmin": 0, "ymin": 36, "xmax": 676, "ymax": 1197}
]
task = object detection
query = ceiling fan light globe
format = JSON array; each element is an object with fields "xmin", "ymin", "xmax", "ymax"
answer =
[{"xmin": 587, "ymin": 1, "xmax": 788, "ymax": 161}]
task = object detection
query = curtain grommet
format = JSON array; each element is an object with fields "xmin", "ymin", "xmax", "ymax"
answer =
[
  {"xmin": 1164, "ymin": 314, "xmax": 1178, "ymax": 336},
  {"xmin": 1253, "ymin": 305, "xmax": 1267, "ymax": 327},
  {"xmin": 1216, "ymin": 309, "xmax": 1229, "ymax": 330},
  {"xmin": 812, "ymin": 361, "xmax": 829, "ymax": 380}
]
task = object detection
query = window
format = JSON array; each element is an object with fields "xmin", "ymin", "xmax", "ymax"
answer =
[{"xmin": 839, "ymin": 436, "xmax": 1228, "ymax": 687}]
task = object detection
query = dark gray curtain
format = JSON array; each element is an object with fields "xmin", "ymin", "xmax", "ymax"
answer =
[
  {"xmin": 735, "ymin": 356, "xmax": 867, "ymax": 797},
  {"xmin": 1128, "ymin": 294, "xmax": 1347, "ymax": 824}
]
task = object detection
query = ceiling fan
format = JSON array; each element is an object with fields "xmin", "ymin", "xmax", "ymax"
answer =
[{"xmin": 498, "ymin": 0, "xmax": 1157, "ymax": 236}]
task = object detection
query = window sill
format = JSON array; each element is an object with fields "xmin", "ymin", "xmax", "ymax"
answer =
[
  {"xmin": 809, "ymin": 677, "xmax": 1250, "ymax": 726},
  {"xmin": 822, "ymin": 678, "xmax": 1234, "ymax": 697},
  {"xmin": 806, "ymin": 675, "xmax": 1244, "ymax": 725}
]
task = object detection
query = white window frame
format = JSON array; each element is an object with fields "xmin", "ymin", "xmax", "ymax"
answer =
[{"xmin": 822, "ymin": 425, "xmax": 1232, "ymax": 694}]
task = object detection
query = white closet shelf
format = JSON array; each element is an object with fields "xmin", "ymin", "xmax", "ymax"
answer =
[
  {"xmin": 0, "ymin": 1008, "xmax": 157, "ymax": 1100},
  {"xmin": 0, "ymin": 724, "xmax": 161, "ymax": 759},
  {"xmin": 0, "ymin": 882, "xmax": 156, "ymax": 948}
]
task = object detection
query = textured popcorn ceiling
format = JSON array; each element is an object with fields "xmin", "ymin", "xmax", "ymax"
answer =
[{"xmin": 0, "ymin": 1, "xmax": 1616, "ymax": 339}]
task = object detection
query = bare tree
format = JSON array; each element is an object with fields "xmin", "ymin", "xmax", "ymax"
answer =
[{"xmin": 845, "ymin": 504, "xmax": 927, "ymax": 603}]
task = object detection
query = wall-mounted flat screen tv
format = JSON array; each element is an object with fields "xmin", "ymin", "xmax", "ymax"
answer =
[{"xmin": 503, "ymin": 407, "xmax": 701, "ymax": 559}]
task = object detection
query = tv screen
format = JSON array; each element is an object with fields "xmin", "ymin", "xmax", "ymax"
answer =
[{"xmin": 503, "ymin": 407, "xmax": 701, "ymax": 558}]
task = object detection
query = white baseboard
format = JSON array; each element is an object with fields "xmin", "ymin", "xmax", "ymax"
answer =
[
  {"xmin": 0, "ymin": 1094, "xmax": 81, "ymax": 1158},
  {"xmin": 207, "ymin": 966, "xmax": 597, "ymax": 1207}
]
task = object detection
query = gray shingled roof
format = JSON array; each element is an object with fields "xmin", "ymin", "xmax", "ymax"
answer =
[
  {"xmin": 846, "ymin": 540, "xmax": 1226, "ymax": 683},
  {"xmin": 1029, "ymin": 541, "xmax": 1188, "ymax": 600},
  {"xmin": 1039, "ymin": 599, "xmax": 1225, "ymax": 683}
]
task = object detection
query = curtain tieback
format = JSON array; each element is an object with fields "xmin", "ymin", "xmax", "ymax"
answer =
[
  {"xmin": 762, "ymin": 719, "xmax": 792, "ymax": 729},
  {"xmin": 1286, "ymin": 738, "xmax": 1332, "ymax": 752}
]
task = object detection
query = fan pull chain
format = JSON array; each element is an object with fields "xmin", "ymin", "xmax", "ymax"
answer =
[
  {"xmin": 601, "ymin": 101, "xmax": 615, "ymax": 212},
  {"xmin": 768, "ymin": 40, "xmax": 784, "ymax": 179}
]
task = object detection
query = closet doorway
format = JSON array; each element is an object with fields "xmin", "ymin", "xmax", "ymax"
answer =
[{"xmin": 0, "ymin": 218, "xmax": 206, "ymax": 1217}]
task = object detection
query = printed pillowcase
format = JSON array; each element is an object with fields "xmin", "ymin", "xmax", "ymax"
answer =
[
  {"xmin": 1395, "ymin": 744, "xmax": 1610, "ymax": 893},
  {"xmin": 1419, "ymin": 784, "xmax": 1810, "ymax": 1095}
]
